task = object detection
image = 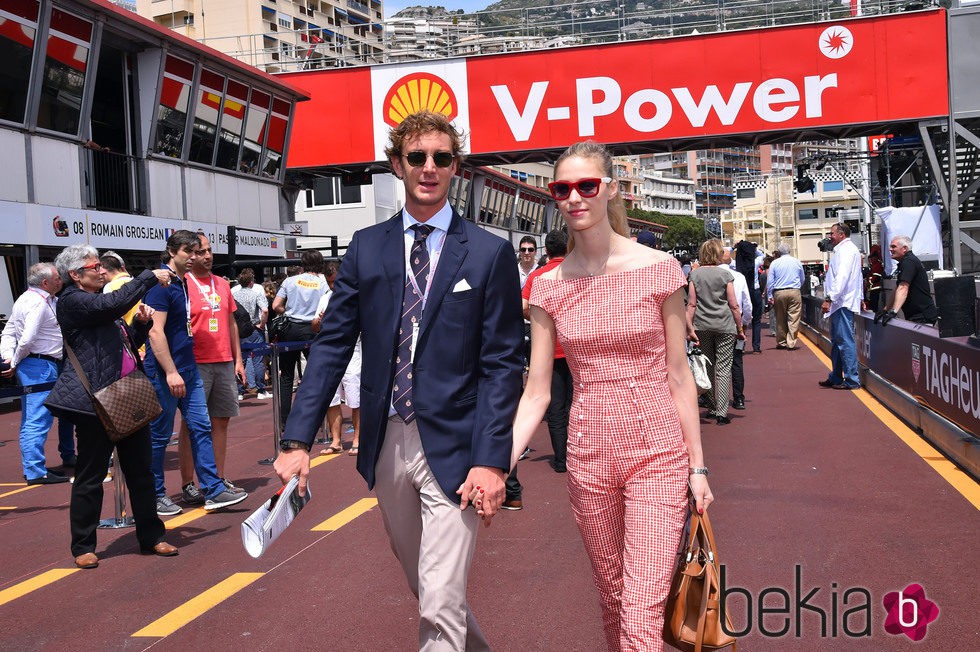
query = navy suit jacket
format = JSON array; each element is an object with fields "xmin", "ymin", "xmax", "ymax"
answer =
[{"xmin": 283, "ymin": 211, "xmax": 524, "ymax": 502}]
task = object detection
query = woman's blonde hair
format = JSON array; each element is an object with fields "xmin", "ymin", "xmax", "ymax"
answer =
[
  {"xmin": 699, "ymin": 239, "xmax": 725, "ymax": 266},
  {"xmin": 553, "ymin": 141, "xmax": 628, "ymax": 252}
]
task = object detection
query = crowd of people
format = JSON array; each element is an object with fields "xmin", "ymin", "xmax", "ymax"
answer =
[
  {"xmin": 0, "ymin": 233, "xmax": 363, "ymax": 569},
  {"xmin": 3, "ymin": 107, "xmax": 943, "ymax": 650}
]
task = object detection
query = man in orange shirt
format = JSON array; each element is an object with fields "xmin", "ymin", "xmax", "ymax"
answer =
[{"xmin": 178, "ymin": 234, "xmax": 247, "ymax": 505}]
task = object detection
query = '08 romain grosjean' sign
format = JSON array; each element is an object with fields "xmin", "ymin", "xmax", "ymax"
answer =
[{"xmin": 282, "ymin": 9, "xmax": 949, "ymax": 169}]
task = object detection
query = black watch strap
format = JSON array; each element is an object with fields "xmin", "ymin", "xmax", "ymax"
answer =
[{"xmin": 279, "ymin": 439, "xmax": 311, "ymax": 452}]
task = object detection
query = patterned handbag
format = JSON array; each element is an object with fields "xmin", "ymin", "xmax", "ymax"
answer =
[{"xmin": 63, "ymin": 329, "xmax": 162, "ymax": 442}]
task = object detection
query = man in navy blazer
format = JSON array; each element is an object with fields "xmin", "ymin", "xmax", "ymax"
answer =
[{"xmin": 275, "ymin": 111, "xmax": 524, "ymax": 650}]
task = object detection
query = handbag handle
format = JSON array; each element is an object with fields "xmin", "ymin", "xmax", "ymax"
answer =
[
  {"xmin": 63, "ymin": 322, "xmax": 137, "ymax": 399},
  {"xmin": 683, "ymin": 500, "xmax": 721, "ymax": 564},
  {"xmin": 63, "ymin": 340, "xmax": 95, "ymax": 398}
]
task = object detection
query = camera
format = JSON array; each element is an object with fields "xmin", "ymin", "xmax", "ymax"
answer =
[{"xmin": 817, "ymin": 237, "xmax": 834, "ymax": 253}]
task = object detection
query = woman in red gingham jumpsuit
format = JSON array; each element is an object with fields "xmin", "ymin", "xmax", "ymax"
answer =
[{"xmin": 513, "ymin": 141, "xmax": 713, "ymax": 652}]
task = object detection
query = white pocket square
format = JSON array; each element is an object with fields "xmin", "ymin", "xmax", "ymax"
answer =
[{"xmin": 452, "ymin": 279, "xmax": 472, "ymax": 292}]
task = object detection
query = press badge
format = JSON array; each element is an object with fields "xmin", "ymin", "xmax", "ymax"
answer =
[
  {"xmin": 186, "ymin": 321, "xmax": 193, "ymax": 337},
  {"xmin": 209, "ymin": 318, "xmax": 219, "ymax": 332},
  {"xmin": 410, "ymin": 323, "xmax": 420, "ymax": 363}
]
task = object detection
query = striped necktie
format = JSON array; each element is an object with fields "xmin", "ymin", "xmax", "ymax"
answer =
[{"xmin": 392, "ymin": 224, "xmax": 434, "ymax": 422}]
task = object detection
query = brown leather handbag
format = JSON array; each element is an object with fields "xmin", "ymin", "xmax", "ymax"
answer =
[
  {"xmin": 64, "ymin": 335, "xmax": 162, "ymax": 443},
  {"xmin": 664, "ymin": 500, "xmax": 738, "ymax": 652}
]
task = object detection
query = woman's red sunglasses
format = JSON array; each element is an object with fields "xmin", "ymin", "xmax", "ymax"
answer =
[{"xmin": 547, "ymin": 177, "xmax": 612, "ymax": 200}]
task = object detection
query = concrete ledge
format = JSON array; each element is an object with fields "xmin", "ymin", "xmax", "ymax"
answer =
[{"xmin": 801, "ymin": 323, "xmax": 979, "ymax": 481}]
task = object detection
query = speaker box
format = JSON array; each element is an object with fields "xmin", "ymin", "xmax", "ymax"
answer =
[{"xmin": 933, "ymin": 276, "xmax": 977, "ymax": 338}]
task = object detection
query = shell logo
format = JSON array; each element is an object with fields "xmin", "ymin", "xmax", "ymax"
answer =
[{"xmin": 383, "ymin": 72, "xmax": 459, "ymax": 127}]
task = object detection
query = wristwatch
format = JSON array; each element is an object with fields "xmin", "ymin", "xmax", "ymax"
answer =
[
  {"xmin": 279, "ymin": 439, "xmax": 311, "ymax": 453},
  {"xmin": 690, "ymin": 466, "xmax": 709, "ymax": 476}
]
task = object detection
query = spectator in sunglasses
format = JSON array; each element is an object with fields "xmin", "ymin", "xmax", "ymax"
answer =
[
  {"xmin": 272, "ymin": 111, "xmax": 523, "ymax": 650},
  {"xmin": 518, "ymin": 236, "xmax": 538, "ymax": 288},
  {"xmin": 513, "ymin": 140, "xmax": 712, "ymax": 651}
]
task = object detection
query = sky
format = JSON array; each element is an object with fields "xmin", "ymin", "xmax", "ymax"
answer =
[{"xmin": 383, "ymin": 1, "xmax": 493, "ymax": 19}]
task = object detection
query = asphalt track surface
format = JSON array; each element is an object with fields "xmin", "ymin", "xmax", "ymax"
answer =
[{"xmin": 1, "ymin": 330, "xmax": 977, "ymax": 651}]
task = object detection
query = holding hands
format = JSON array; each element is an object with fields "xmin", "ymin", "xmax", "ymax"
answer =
[{"xmin": 457, "ymin": 465, "xmax": 506, "ymax": 527}]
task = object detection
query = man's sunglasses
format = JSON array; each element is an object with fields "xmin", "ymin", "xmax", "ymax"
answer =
[
  {"xmin": 404, "ymin": 151, "xmax": 455, "ymax": 168},
  {"xmin": 547, "ymin": 177, "xmax": 612, "ymax": 201},
  {"xmin": 520, "ymin": 247, "xmax": 536, "ymax": 253}
]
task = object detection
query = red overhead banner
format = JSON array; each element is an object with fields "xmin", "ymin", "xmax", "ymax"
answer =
[{"xmin": 281, "ymin": 9, "xmax": 949, "ymax": 169}]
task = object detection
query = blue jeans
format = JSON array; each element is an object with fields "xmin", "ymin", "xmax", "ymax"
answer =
[
  {"xmin": 16, "ymin": 357, "xmax": 73, "ymax": 479},
  {"xmin": 828, "ymin": 308, "xmax": 860, "ymax": 388},
  {"xmin": 147, "ymin": 365, "xmax": 224, "ymax": 499},
  {"xmin": 239, "ymin": 330, "xmax": 266, "ymax": 392}
]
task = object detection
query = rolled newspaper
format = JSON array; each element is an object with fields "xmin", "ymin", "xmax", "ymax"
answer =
[{"xmin": 241, "ymin": 475, "xmax": 311, "ymax": 558}]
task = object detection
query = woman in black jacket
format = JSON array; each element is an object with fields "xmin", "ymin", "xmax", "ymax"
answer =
[{"xmin": 46, "ymin": 244, "xmax": 175, "ymax": 569}]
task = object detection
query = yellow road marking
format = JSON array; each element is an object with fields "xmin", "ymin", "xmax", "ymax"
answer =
[
  {"xmin": 311, "ymin": 497, "xmax": 378, "ymax": 532},
  {"xmin": 0, "ymin": 506, "xmax": 15, "ymax": 510},
  {"xmin": 163, "ymin": 507, "xmax": 207, "ymax": 530},
  {"xmin": 132, "ymin": 572, "xmax": 264, "ymax": 637},
  {"xmin": 310, "ymin": 451, "xmax": 342, "ymax": 468},
  {"xmin": 801, "ymin": 333, "xmax": 980, "ymax": 509},
  {"xmin": 0, "ymin": 483, "xmax": 27, "ymax": 487},
  {"xmin": 0, "ymin": 569, "xmax": 79, "ymax": 607},
  {"xmin": 163, "ymin": 451, "xmax": 343, "ymax": 530},
  {"xmin": 0, "ymin": 486, "xmax": 39, "ymax": 500}
]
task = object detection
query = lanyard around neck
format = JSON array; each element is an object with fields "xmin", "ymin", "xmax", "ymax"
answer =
[
  {"xmin": 188, "ymin": 273, "xmax": 217, "ymax": 308},
  {"xmin": 167, "ymin": 265, "xmax": 191, "ymax": 324}
]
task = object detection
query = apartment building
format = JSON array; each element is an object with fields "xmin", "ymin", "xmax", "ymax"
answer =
[
  {"xmin": 136, "ymin": 0, "xmax": 385, "ymax": 71},
  {"xmin": 722, "ymin": 172, "xmax": 864, "ymax": 264},
  {"xmin": 639, "ymin": 172, "xmax": 696, "ymax": 218},
  {"xmin": 642, "ymin": 144, "xmax": 793, "ymax": 220},
  {"xmin": 384, "ymin": 13, "xmax": 477, "ymax": 63},
  {"xmin": 0, "ymin": 0, "xmax": 306, "ymax": 312}
]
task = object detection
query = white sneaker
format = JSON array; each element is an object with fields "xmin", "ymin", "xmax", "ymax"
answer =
[
  {"xmin": 256, "ymin": 391, "xmax": 272, "ymax": 400},
  {"xmin": 237, "ymin": 394, "xmax": 244, "ymax": 401}
]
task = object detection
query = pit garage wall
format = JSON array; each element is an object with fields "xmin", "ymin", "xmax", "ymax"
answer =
[{"xmin": 802, "ymin": 296, "xmax": 980, "ymax": 479}]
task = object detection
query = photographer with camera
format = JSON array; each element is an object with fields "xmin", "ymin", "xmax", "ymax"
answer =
[{"xmin": 819, "ymin": 224, "xmax": 863, "ymax": 390}]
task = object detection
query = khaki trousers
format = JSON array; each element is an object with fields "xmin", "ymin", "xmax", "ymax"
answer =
[
  {"xmin": 774, "ymin": 289, "xmax": 803, "ymax": 349},
  {"xmin": 374, "ymin": 417, "xmax": 490, "ymax": 652}
]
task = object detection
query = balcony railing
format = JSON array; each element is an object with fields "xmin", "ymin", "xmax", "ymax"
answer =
[{"xmin": 84, "ymin": 148, "xmax": 143, "ymax": 214}]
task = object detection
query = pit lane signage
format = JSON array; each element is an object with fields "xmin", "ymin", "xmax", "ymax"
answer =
[
  {"xmin": 283, "ymin": 10, "xmax": 949, "ymax": 168},
  {"xmin": 6, "ymin": 202, "xmax": 283, "ymax": 257},
  {"xmin": 855, "ymin": 317, "xmax": 980, "ymax": 437}
]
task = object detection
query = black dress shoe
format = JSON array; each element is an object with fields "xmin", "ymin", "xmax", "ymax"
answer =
[
  {"xmin": 818, "ymin": 379, "xmax": 838, "ymax": 388},
  {"xmin": 732, "ymin": 398, "xmax": 746, "ymax": 410},
  {"xmin": 716, "ymin": 415, "xmax": 732, "ymax": 425},
  {"xmin": 26, "ymin": 474, "xmax": 69, "ymax": 485}
]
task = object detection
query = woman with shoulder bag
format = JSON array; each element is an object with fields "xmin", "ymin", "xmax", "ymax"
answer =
[
  {"xmin": 45, "ymin": 244, "xmax": 178, "ymax": 569},
  {"xmin": 686, "ymin": 239, "xmax": 744, "ymax": 425}
]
